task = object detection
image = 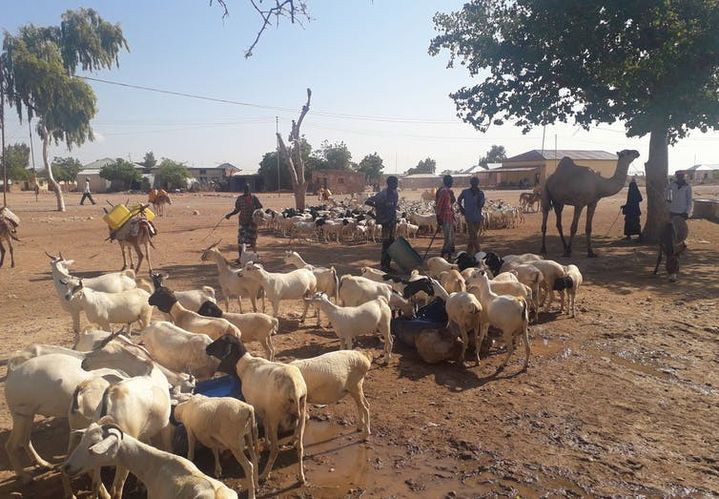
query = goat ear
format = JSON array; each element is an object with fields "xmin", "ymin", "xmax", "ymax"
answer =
[{"xmin": 89, "ymin": 434, "xmax": 120, "ymax": 457}]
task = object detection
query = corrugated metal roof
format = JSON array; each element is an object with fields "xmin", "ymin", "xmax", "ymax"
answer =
[
  {"xmin": 505, "ymin": 150, "xmax": 617, "ymax": 162},
  {"xmin": 82, "ymin": 157, "xmax": 115, "ymax": 170},
  {"xmin": 683, "ymin": 164, "xmax": 719, "ymax": 171},
  {"xmin": 401, "ymin": 174, "xmax": 440, "ymax": 178}
]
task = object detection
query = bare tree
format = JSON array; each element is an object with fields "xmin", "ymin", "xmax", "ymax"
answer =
[
  {"xmin": 276, "ymin": 88, "xmax": 311, "ymax": 210},
  {"xmin": 210, "ymin": 0, "xmax": 310, "ymax": 58}
]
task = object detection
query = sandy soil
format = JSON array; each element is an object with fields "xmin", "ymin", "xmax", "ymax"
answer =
[{"xmin": 0, "ymin": 186, "xmax": 718, "ymax": 498}]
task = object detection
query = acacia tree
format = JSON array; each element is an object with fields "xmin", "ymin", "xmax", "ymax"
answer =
[
  {"xmin": 430, "ymin": 0, "xmax": 719, "ymax": 241},
  {"xmin": 2, "ymin": 8, "xmax": 128, "ymax": 211},
  {"xmin": 357, "ymin": 152, "xmax": 385, "ymax": 183},
  {"xmin": 277, "ymin": 88, "xmax": 312, "ymax": 210}
]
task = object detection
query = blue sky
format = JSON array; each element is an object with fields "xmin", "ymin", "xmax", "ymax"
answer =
[{"xmin": 3, "ymin": 0, "xmax": 716, "ymax": 173}]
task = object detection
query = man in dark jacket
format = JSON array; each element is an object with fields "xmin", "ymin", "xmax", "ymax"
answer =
[{"xmin": 365, "ymin": 175, "xmax": 399, "ymax": 271}]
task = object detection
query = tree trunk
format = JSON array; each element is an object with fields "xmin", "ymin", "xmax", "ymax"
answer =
[
  {"xmin": 293, "ymin": 181, "xmax": 307, "ymax": 210},
  {"xmin": 642, "ymin": 128, "xmax": 668, "ymax": 242},
  {"xmin": 42, "ymin": 131, "xmax": 65, "ymax": 212}
]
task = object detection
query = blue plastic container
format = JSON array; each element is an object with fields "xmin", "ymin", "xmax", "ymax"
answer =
[{"xmin": 194, "ymin": 375, "xmax": 244, "ymax": 399}]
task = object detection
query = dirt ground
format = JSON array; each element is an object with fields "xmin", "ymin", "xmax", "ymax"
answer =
[{"xmin": 0, "ymin": 185, "xmax": 718, "ymax": 498}]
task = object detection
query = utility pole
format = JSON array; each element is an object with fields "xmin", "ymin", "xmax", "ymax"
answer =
[{"xmin": 276, "ymin": 116, "xmax": 280, "ymax": 197}]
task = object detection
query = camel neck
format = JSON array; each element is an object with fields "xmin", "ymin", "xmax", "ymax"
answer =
[{"xmin": 598, "ymin": 158, "xmax": 631, "ymax": 197}]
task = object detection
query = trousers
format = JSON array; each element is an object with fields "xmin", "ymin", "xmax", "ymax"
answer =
[
  {"xmin": 466, "ymin": 220, "xmax": 481, "ymax": 255},
  {"xmin": 441, "ymin": 222, "xmax": 455, "ymax": 258},
  {"xmin": 380, "ymin": 223, "xmax": 396, "ymax": 270}
]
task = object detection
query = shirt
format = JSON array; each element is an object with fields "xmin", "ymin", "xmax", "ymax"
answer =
[
  {"xmin": 666, "ymin": 181, "xmax": 693, "ymax": 216},
  {"xmin": 365, "ymin": 189, "xmax": 398, "ymax": 226},
  {"xmin": 435, "ymin": 187, "xmax": 456, "ymax": 224},
  {"xmin": 84, "ymin": 180, "xmax": 91, "ymax": 194},
  {"xmin": 457, "ymin": 187, "xmax": 485, "ymax": 223},
  {"xmin": 232, "ymin": 194, "xmax": 262, "ymax": 225}
]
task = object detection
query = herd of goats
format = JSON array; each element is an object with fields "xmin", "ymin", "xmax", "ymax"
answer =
[{"xmin": 4, "ymin": 192, "xmax": 584, "ymax": 499}]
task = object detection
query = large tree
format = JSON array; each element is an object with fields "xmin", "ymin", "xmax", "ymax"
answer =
[
  {"xmin": 258, "ymin": 137, "xmax": 313, "ymax": 191},
  {"xmin": 357, "ymin": 152, "xmax": 385, "ymax": 183},
  {"xmin": 140, "ymin": 151, "xmax": 157, "ymax": 172},
  {"xmin": 4, "ymin": 143, "xmax": 30, "ymax": 181},
  {"xmin": 49, "ymin": 156, "xmax": 82, "ymax": 182},
  {"xmin": 100, "ymin": 158, "xmax": 140, "ymax": 191},
  {"xmin": 156, "ymin": 158, "xmax": 189, "ymax": 190},
  {"xmin": 313, "ymin": 140, "xmax": 353, "ymax": 171},
  {"xmin": 2, "ymin": 8, "xmax": 128, "ymax": 211},
  {"xmin": 277, "ymin": 88, "xmax": 312, "ymax": 210},
  {"xmin": 406, "ymin": 157, "xmax": 437, "ymax": 175},
  {"xmin": 430, "ymin": 0, "xmax": 719, "ymax": 241},
  {"xmin": 480, "ymin": 145, "xmax": 507, "ymax": 167}
]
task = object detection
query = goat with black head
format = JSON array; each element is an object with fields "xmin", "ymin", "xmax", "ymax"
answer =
[{"xmin": 482, "ymin": 252, "xmax": 504, "ymax": 276}]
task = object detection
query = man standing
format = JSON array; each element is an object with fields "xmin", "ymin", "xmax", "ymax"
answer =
[
  {"xmin": 664, "ymin": 171, "xmax": 693, "ymax": 281},
  {"xmin": 225, "ymin": 184, "xmax": 263, "ymax": 260},
  {"xmin": 365, "ymin": 175, "xmax": 399, "ymax": 272},
  {"xmin": 80, "ymin": 177, "xmax": 96, "ymax": 205},
  {"xmin": 435, "ymin": 175, "xmax": 456, "ymax": 260},
  {"xmin": 457, "ymin": 176, "xmax": 485, "ymax": 255}
]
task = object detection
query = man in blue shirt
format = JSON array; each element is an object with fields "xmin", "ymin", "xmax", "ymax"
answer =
[
  {"xmin": 457, "ymin": 176, "xmax": 485, "ymax": 255},
  {"xmin": 365, "ymin": 175, "xmax": 399, "ymax": 271}
]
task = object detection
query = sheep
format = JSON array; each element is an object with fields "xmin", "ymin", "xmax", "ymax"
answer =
[
  {"xmin": 290, "ymin": 350, "xmax": 373, "ymax": 438},
  {"xmin": 197, "ymin": 301, "xmax": 277, "ymax": 360},
  {"xmin": 409, "ymin": 212, "xmax": 437, "ymax": 234},
  {"xmin": 62, "ymin": 419, "xmax": 237, "ymax": 499},
  {"xmin": 4, "ymin": 354, "xmax": 124, "ymax": 484},
  {"xmin": 174, "ymin": 395, "xmax": 258, "ymax": 498},
  {"xmin": 62, "ymin": 280, "xmax": 152, "ymax": 334},
  {"xmin": 558, "ymin": 264, "xmax": 583, "ymax": 317},
  {"xmin": 140, "ymin": 321, "xmax": 219, "ymax": 380},
  {"xmin": 425, "ymin": 256, "xmax": 458, "ymax": 278},
  {"xmin": 240, "ymin": 262, "xmax": 317, "ymax": 320},
  {"xmin": 200, "ymin": 241, "xmax": 265, "ymax": 313},
  {"xmin": 149, "ymin": 286, "xmax": 242, "ymax": 340},
  {"xmin": 148, "ymin": 271, "xmax": 217, "ymax": 312},
  {"xmin": 502, "ymin": 253, "xmax": 543, "ymax": 265},
  {"xmin": 468, "ymin": 271, "xmax": 530, "ymax": 374},
  {"xmin": 445, "ymin": 291, "xmax": 483, "ymax": 365},
  {"xmin": 81, "ymin": 337, "xmax": 174, "ymax": 498},
  {"xmin": 284, "ymin": 250, "xmax": 339, "ymax": 325},
  {"xmin": 206, "ymin": 335, "xmax": 308, "ymax": 484},
  {"xmin": 522, "ymin": 259, "xmax": 567, "ymax": 311},
  {"xmin": 491, "ymin": 261, "xmax": 544, "ymax": 312},
  {"xmin": 47, "ymin": 252, "xmax": 137, "ymax": 333},
  {"xmin": 464, "ymin": 271, "xmax": 538, "ymax": 322},
  {"xmin": 438, "ymin": 269, "xmax": 466, "ymax": 294},
  {"xmin": 7, "ymin": 344, "xmax": 85, "ymax": 373},
  {"xmin": 307, "ymin": 292, "xmax": 393, "ymax": 363},
  {"xmin": 73, "ymin": 329, "xmax": 116, "ymax": 351},
  {"xmin": 338, "ymin": 275, "xmax": 416, "ymax": 318}
]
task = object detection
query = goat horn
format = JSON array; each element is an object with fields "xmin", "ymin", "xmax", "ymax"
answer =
[
  {"xmin": 44, "ymin": 250, "xmax": 55, "ymax": 259},
  {"xmin": 59, "ymin": 251, "xmax": 65, "ymax": 260}
]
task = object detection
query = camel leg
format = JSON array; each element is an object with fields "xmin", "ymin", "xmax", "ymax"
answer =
[
  {"xmin": 566, "ymin": 205, "xmax": 584, "ymax": 257},
  {"xmin": 7, "ymin": 238, "xmax": 14, "ymax": 267},
  {"xmin": 0, "ymin": 240, "xmax": 5, "ymax": 268},
  {"xmin": 585, "ymin": 202, "xmax": 598, "ymax": 257},
  {"xmin": 133, "ymin": 242, "xmax": 144, "ymax": 273},
  {"xmin": 540, "ymin": 207, "xmax": 550, "ymax": 254},
  {"xmin": 554, "ymin": 203, "xmax": 569, "ymax": 254}
]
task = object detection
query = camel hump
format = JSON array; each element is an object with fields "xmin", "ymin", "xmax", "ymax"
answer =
[{"xmin": 556, "ymin": 157, "xmax": 576, "ymax": 170}]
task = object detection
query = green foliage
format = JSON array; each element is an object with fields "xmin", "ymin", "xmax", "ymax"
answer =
[
  {"xmin": 479, "ymin": 145, "xmax": 507, "ymax": 166},
  {"xmin": 140, "ymin": 151, "xmax": 157, "ymax": 171},
  {"xmin": 406, "ymin": 157, "xmax": 437, "ymax": 175},
  {"xmin": 357, "ymin": 152, "xmax": 385, "ymax": 182},
  {"xmin": 50, "ymin": 156, "xmax": 82, "ymax": 182},
  {"xmin": 100, "ymin": 158, "xmax": 140, "ymax": 190},
  {"xmin": 4, "ymin": 143, "xmax": 30, "ymax": 181},
  {"xmin": 312, "ymin": 141, "xmax": 353, "ymax": 171},
  {"xmin": 156, "ymin": 159, "xmax": 189, "ymax": 190},
  {"xmin": 429, "ymin": 1, "xmax": 719, "ymax": 142}
]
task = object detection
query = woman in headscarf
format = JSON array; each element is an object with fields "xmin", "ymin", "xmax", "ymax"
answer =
[
  {"xmin": 622, "ymin": 177, "xmax": 643, "ymax": 241},
  {"xmin": 225, "ymin": 184, "xmax": 262, "ymax": 260}
]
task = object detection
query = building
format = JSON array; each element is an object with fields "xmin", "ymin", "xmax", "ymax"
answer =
[
  {"xmin": 500, "ymin": 150, "xmax": 619, "ymax": 187},
  {"xmin": 186, "ymin": 162, "xmax": 241, "ymax": 188},
  {"xmin": 311, "ymin": 169, "xmax": 366, "ymax": 194},
  {"xmin": 677, "ymin": 164, "xmax": 719, "ymax": 184}
]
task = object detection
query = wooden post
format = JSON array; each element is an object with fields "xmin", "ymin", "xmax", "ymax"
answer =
[{"xmin": 1, "ymin": 58, "xmax": 7, "ymax": 208}]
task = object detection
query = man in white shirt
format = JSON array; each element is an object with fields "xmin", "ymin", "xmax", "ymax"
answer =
[
  {"xmin": 666, "ymin": 171, "xmax": 692, "ymax": 219},
  {"xmin": 661, "ymin": 171, "xmax": 692, "ymax": 281},
  {"xmin": 80, "ymin": 177, "xmax": 96, "ymax": 205}
]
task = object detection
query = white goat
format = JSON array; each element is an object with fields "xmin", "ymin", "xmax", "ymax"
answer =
[
  {"xmin": 4, "ymin": 354, "xmax": 123, "ymax": 484},
  {"xmin": 63, "ymin": 281, "xmax": 152, "ymax": 334},
  {"xmin": 524, "ymin": 259, "xmax": 567, "ymax": 310},
  {"xmin": 338, "ymin": 275, "xmax": 416, "ymax": 317},
  {"xmin": 175, "ymin": 394, "xmax": 258, "ymax": 498},
  {"xmin": 469, "ymin": 272, "xmax": 530, "ymax": 374},
  {"xmin": 290, "ymin": 350, "xmax": 372, "ymax": 438},
  {"xmin": 425, "ymin": 256, "xmax": 458, "ymax": 278},
  {"xmin": 63, "ymin": 419, "xmax": 237, "ymax": 499},
  {"xmin": 140, "ymin": 321, "xmax": 219, "ymax": 380},
  {"xmin": 81, "ymin": 338, "xmax": 174, "ymax": 499},
  {"xmin": 284, "ymin": 250, "xmax": 339, "ymax": 325},
  {"xmin": 144, "ymin": 272, "xmax": 217, "ymax": 312},
  {"xmin": 438, "ymin": 269, "xmax": 466, "ymax": 293},
  {"xmin": 499, "ymin": 262, "xmax": 544, "ymax": 312},
  {"xmin": 308, "ymin": 293, "xmax": 393, "ymax": 363},
  {"xmin": 241, "ymin": 262, "xmax": 317, "ymax": 320},
  {"xmin": 206, "ymin": 335, "xmax": 307, "ymax": 483},
  {"xmin": 201, "ymin": 242, "xmax": 265, "ymax": 313},
  {"xmin": 48, "ymin": 253, "xmax": 136, "ymax": 333}
]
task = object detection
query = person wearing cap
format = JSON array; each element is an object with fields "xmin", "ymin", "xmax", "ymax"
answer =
[
  {"xmin": 435, "ymin": 174, "xmax": 456, "ymax": 260},
  {"xmin": 365, "ymin": 176, "xmax": 399, "ymax": 271},
  {"xmin": 457, "ymin": 176, "xmax": 485, "ymax": 255},
  {"xmin": 664, "ymin": 171, "xmax": 692, "ymax": 281},
  {"xmin": 80, "ymin": 177, "xmax": 96, "ymax": 205}
]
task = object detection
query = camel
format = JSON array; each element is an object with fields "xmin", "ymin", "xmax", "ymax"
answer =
[{"xmin": 540, "ymin": 149, "xmax": 640, "ymax": 257}]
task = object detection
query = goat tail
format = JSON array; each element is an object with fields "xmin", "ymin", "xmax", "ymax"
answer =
[
  {"xmin": 70, "ymin": 384, "xmax": 83, "ymax": 415},
  {"xmin": 331, "ymin": 266, "xmax": 339, "ymax": 303},
  {"xmin": 270, "ymin": 317, "xmax": 279, "ymax": 336}
]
